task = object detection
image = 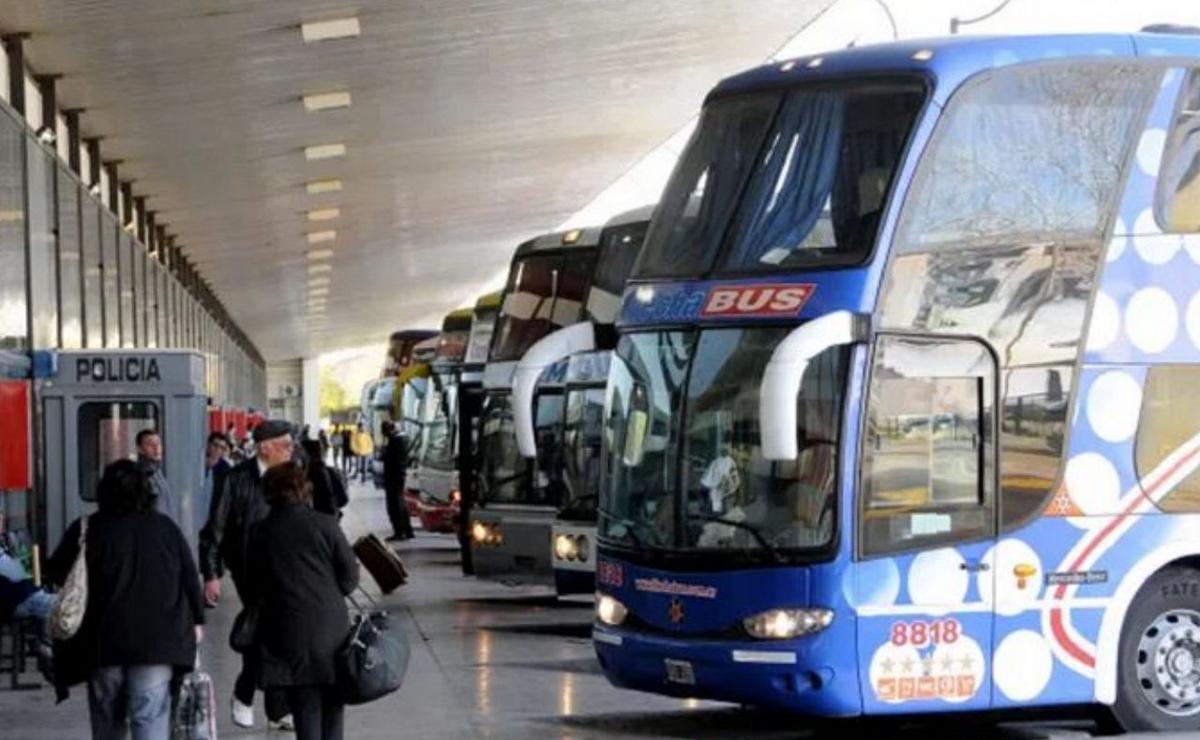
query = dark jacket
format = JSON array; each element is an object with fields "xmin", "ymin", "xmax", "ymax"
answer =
[
  {"xmin": 139, "ymin": 455, "xmax": 175, "ymax": 522},
  {"xmin": 199, "ymin": 458, "xmax": 272, "ymax": 583},
  {"xmin": 197, "ymin": 458, "xmax": 233, "ymax": 575},
  {"xmin": 309, "ymin": 461, "xmax": 349, "ymax": 516},
  {"xmin": 382, "ymin": 433, "xmax": 409, "ymax": 492},
  {"xmin": 246, "ymin": 503, "xmax": 358, "ymax": 687},
  {"xmin": 47, "ymin": 511, "xmax": 204, "ymax": 701}
]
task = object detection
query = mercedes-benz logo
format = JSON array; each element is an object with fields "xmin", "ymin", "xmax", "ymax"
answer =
[{"xmin": 668, "ymin": 598, "xmax": 685, "ymax": 625}]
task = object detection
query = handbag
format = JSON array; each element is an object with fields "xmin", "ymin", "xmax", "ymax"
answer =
[
  {"xmin": 173, "ymin": 656, "xmax": 217, "ymax": 740},
  {"xmin": 229, "ymin": 605, "xmax": 259, "ymax": 653},
  {"xmin": 48, "ymin": 516, "xmax": 89, "ymax": 641},
  {"xmin": 337, "ymin": 589, "xmax": 410, "ymax": 705}
]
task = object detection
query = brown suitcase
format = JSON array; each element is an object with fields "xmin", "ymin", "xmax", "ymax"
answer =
[{"xmin": 352, "ymin": 534, "xmax": 408, "ymax": 594}]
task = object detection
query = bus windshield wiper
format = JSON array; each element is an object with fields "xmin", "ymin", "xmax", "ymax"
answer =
[
  {"xmin": 687, "ymin": 513, "xmax": 784, "ymax": 563},
  {"xmin": 597, "ymin": 505, "xmax": 646, "ymax": 555}
]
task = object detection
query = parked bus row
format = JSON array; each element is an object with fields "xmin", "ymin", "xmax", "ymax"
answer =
[{"xmin": 368, "ymin": 27, "xmax": 1200, "ymax": 733}]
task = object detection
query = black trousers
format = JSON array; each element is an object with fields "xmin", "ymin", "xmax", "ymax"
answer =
[
  {"xmin": 233, "ymin": 650, "xmax": 289, "ymax": 721},
  {"xmin": 230, "ymin": 573, "xmax": 288, "ymax": 722},
  {"xmin": 283, "ymin": 685, "xmax": 344, "ymax": 740},
  {"xmin": 385, "ymin": 483, "xmax": 413, "ymax": 538}
]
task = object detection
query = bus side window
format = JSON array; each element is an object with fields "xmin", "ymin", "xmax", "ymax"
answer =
[
  {"xmin": 860, "ymin": 335, "xmax": 996, "ymax": 557},
  {"xmin": 1136, "ymin": 366, "xmax": 1200, "ymax": 512},
  {"xmin": 1157, "ymin": 69, "xmax": 1200, "ymax": 233}
]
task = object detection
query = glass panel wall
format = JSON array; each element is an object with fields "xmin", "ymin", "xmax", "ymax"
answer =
[
  {"xmin": 134, "ymin": 246, "xmax": 146, "ymax": 348},
  {"xmin": 56, "ymin": 168, "xmax": 82, "ymax": 348},
  {"xmin": 0, "ymin": 112, "xmax": 25, "ymax": 351},
  {"xmin": 118, "ymin": 231, "xmax": 134, "ymax": 347},
  {"xmin": 100, "ymin": 212, "xmax": 119, "ymax": 347},
  {"xmin": 81, "ymin": 199, "xmax": 102, "ymax": 347},
  {"xmin": 26, "ymin": 138, "xmax": 57, "ymax": 349}
]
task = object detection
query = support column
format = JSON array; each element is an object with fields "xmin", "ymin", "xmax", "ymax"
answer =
[{"xmin": 302, "ymin": 357, "xmax": 321, "ymax": 432}]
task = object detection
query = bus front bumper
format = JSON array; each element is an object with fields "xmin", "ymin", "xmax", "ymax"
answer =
[{"xmin": 592, "ymin": 625, "xmax": 859, "ymax": 716}]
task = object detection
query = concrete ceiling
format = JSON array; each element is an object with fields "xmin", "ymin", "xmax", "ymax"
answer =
[{"xmin": 0, "ymin": 0, "xmax": 833, "ymax": 360}]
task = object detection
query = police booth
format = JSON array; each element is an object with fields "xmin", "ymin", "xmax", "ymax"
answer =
[{"xmin": 37, "ymin": 350, "xmax": 208, "ymax": 551}]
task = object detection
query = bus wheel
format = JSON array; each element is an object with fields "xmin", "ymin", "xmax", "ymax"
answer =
[{"xmin": 1112, "ymin": 567, "xmax": 1200, "ymax": 732}]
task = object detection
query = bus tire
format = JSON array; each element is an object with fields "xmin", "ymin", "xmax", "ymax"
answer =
[{"xmin": 1111, "ymin": 567, "xmax": 1200, "ymax": 732}]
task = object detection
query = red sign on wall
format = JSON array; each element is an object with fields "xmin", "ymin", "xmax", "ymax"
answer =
[
  {"xmin": 700, "ymin": 283, "xmax": 815, "ymax": 318},
  {"xmin": 0, "ymin": 381, "xmax": 31, "ymax": 490}
]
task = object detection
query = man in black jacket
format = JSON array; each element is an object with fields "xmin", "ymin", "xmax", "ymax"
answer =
[
  {"xmin": 198, "ymin": 419, "xmax": 294, "ymax": 730},
  {"xmin": 381, "ymin": 421, "xmax": 414, "ymax": 541}
]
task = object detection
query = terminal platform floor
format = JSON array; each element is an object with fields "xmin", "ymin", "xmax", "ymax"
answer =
[{"xmin": 0, "ymin": 479, "xmax": 1188, "ymax": 739}]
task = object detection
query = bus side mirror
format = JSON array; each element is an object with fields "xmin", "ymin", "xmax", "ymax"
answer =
[
  {"xmin": 512, "ymin": 322, "xmax": 595, "ymax": 459},
  {"xmin": 759, "ymin": 311, "xmax": 866, "ymax": 462}
]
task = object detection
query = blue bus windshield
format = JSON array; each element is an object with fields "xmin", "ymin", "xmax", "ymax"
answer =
[
  {"xmin": 634, "ymin": 79, "xmax": 926, "ymax": 278},
  {"xmin": 601, "ymin": 328, "xmax": 848, "ymax": 561}
]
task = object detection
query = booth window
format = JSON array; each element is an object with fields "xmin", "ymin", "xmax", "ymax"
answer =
[
  {"xmin": 1156, "ymin": 69, "xmax": 1200, "ymax": 233},
  {"xmin": 1136, "ymin": 366, "xmax": 1200, "ymax": 512},
  {"xmin": 78, "ymin": 401, "xmax": 160, "ymax": 502}
]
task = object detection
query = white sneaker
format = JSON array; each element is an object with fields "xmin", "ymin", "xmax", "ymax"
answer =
[
  {"xmin": 268, "ymin": 715, "xmax": 295, "ymax": 732},
  {"xmin": 231, "ymin": 698, "xmax": 254, "ymax": 728}
]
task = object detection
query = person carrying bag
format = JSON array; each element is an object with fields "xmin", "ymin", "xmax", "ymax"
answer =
[
  {"xmin": 246, "ymin": 465, "xmax": 358, "ymax": 740},
  {"xmin": 45, "ymin": 460, "xmax": 205, "ymax": 740}
]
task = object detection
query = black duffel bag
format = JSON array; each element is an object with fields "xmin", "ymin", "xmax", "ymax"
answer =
[{"xmin": 337, "ymin": 592, "xmax": 410, "ymax": 705}]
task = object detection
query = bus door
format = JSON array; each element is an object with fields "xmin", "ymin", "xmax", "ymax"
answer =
[{"xmin": 855, "ymin": 334, "xmax": 998, "ymax": 713}]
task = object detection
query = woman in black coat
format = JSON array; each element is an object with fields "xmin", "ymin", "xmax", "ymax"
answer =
[
  {"xmin": 302, "ymin": 439, "xmax": 348, "ymax": 516},
  {"xmin": 47, "ymin": 459, "xmax": 205, "ymax": 739},
  {"xmin": 247, "ymin": 465, "xmax": 359, "ymax": 740}
]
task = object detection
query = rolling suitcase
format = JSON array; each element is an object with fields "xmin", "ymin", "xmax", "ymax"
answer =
[{"xmin": 352, "ymin": 533, "xmax": 408, "ymax": 593}]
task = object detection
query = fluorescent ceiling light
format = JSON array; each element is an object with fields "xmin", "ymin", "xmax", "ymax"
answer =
[
  {"xmin": 304, "ymin": 143, "xmax": 346, "ymax": 161},
  {"xmin": 308, "ymin": 276, "xmax": 331, "ymax": 287},
  {"xmin": 308, "ymin": 263, "xmax": 332, "ymax": 274},
  {"xmin": 308, "ymin": 208, "xmax": 340, "ymax": 222},
  {"xmin": 309, "ymin": 288, "xmax": 330, "ymax": 297},
  {"xmin": 301, "ymin": 17, "xmax": 361, "ymax": 43},
  {"xmin": 307, "ymin": 230, "xmax": 336, "ymax": 244},
  {"xmin": 307, "ymin": 249, "xmax": 334, "ymax": 260},
  {"xmin": 306, "ymin": 179, "xmax": 343, "ymax": 195},
  {"xmin": 302, "ymin": 91, "xmax": 351, "ymax": 112}
]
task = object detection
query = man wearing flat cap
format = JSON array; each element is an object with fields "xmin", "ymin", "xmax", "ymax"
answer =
[{"xmin": 198, "ymin": 418, "xmax": 294, "ymax": 730}]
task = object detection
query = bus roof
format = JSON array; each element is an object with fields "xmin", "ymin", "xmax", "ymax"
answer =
[
  {"xmin": 441, "ymin": 307, "xmax": 474, "ymax": 333},
  {"xmin": 474, "ymin": 291, "xmax": 502, "ymax": 311},
  {"xmin": 711, "ymin": 32, "xmax": 1200, "ymax": 106},
  {"xmin": 512, "ymin": 226, "xmax": 603, "ymax": 260},
  {"xmin": 388, "ymin": 329, "xmax": 438, "ymax": 342}
]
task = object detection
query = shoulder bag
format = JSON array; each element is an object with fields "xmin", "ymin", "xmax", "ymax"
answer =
[{"xmin": 48, "ymin": 516, "xmax": 89, "ymax": 641}]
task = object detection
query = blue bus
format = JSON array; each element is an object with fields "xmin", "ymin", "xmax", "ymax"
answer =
[{"xmin": 593, "ymin": 31, "xmax": 1200, "ymax": 732}]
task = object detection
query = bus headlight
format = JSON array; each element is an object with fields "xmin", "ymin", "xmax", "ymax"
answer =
[
  {"xmin": 575, "ymin": 535, "xmax": 590, "ymax": 563},
  {"xmin": 596, "ymin": 593, "xmax": 628, "ymax": 626},
  {"xmin": 472, "ymin": 521, "xmax": 503, "ymax": 546},
  {"xmin": 554, "ymin": 534, "xmax": 577, "ymax": 561},
  {"xmin": 742, "ymin": 609, "xmax": 833, "ymax": 639}
]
